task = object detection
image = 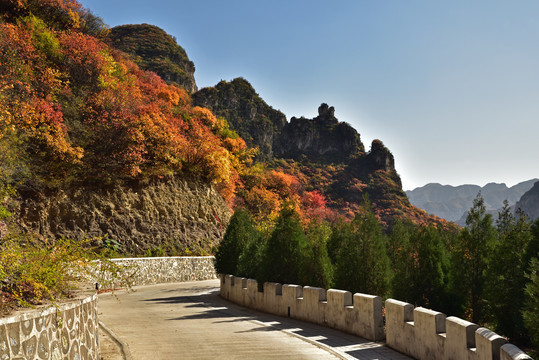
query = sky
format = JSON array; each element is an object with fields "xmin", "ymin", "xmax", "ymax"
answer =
[{"xmin": 79, "ymin": 0, "xmax": 539, "ymax": 190}]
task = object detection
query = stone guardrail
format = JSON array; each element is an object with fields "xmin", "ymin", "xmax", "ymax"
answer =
[
  {"xmin": 0, "ymin": 293, "xmax": 99, "ymax": 360},
  {"xmin": 107, "ymin": 256, "xmax": 216, "ymax": 286},
  {"xmin": 220, "ymin": 274, "xmax": 533, "ymax": 360},
  {"xmin": 91, "ymin": 256, "xmax": 217, "ymax": 288}
]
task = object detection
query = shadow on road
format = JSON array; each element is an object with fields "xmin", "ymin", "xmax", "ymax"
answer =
[{"xmin": 140, "ymin": 289, "xmax": 410, "ymax": 360}]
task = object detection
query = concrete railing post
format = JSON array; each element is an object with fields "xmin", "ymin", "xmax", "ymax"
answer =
[
  {"xmin": 263, "ymin": 282, "xmax": 283, "ymax": 315},
  {"xmin": 444, "ymin": 316, "xmax": 479, "ymax": 360},
  {"xmin": 326, "ymin": 289, "xmax": 352, "ymax": 331},
  {"xmin": 354, "ymin": 293, "xmax": 384, "ymax": 341},
  {"xmin": 414, "ymin": 307, "xmax": 446, "ymax": 359},
  {"xmin": 282, "ymin": 284, "xmax": 302, "ymax": 318},
  {"xmin": 301, "ymin": 287, "xmax": 326, "ymax": 324},
  {"xmin": 500, "ymin": 343, "xmax": 533, "ymax": 360},
  {"xmin": 476, "ymin": 327, "xmax": 507, "ymax": 360},
  {"xmin": 385, "ymin": 299, "xmax": 416, "ymax": 357}
]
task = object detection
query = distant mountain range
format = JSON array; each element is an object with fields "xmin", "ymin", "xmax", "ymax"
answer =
[{"xmin": 406, "ymin": 179, "xmax": 539, "ymax": 225}]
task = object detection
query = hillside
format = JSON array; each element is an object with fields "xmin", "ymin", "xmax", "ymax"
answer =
[
  {"xmin": 192, "ymin": 78, "xmax": 286, "ymax": 161},
  {"xmin": 0, "ymin": 1, "xmax": 452, "ymax": 254},
  {"xmin": 108, "ymin": 23, "xmax": 197, "ymax": 92},
  {"xmin": 407, "ymin": 179, "xmax": 538, "ymax": 222},
  {"xmin": 194, "ymin": 80, "xmax": 449, "ymax": 228},
  {"xmin": 0, "ymin": 0, "xmax": 246, "ymax": 254},
  {"xmin": 515, "ymin": 180, "xmax": 539, "ymax": 220}
]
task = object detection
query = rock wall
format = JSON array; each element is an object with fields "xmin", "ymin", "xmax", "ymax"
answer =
[
  {"xmin": 220, "ymin": 274, "xmax": 532, "ymax": 360},
  {"xmin": 0, "ymin": 294, "xmax": 99, "ymax": 360},
  {"xmin": 104, "ymin": 256, "xmax": 217, "ymax": 287},
  {"xmin": 17, "ymin": 175, "xmax": 231, "ymax": 255}
]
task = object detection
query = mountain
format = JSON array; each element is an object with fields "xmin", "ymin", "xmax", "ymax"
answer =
[
  {"xmin": 406, "ymin": 179, "xmax": 538, "ymax": 223},
  {"xmin": 192, "ymin": 78, "xmax": 286, "ymax": 161},
  {"xmin": 515, "ymin": 180, "xmax": 539, "ymax": 220},
  {"xmin": 0, "ymin": 1, "xmax": 451, "ymax": 255},
  {"xmin": 0, "ymin": 2, "xmax": 245, "ymax": 254},
  {"xmin": 194, "ymin": 79, "xmax": 448, "ymax": 228},
  {"xmin": 108, "ymin": 23, "xmax": 198, "ymax": 92},
  {"xmin": 275, "ymin": 103, "xmax": 364, "ymax": 163}
]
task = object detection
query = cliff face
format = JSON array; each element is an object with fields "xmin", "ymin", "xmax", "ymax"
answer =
[
  {"xmin": 193, "ymin": 78, "xmax": 287, "ymax": 161},
  {"xmin": 108, "ymin": 24, "xmax": 198, "ymax": 92},
  {"xmin": 515, "ymin": 180, "xmax": 539, "ymax": 220},
  {"xmin": 16, "ymin": 176, "xmax": 231, "ymax": 255},
  {"xmin": 276, "ymin": 103, "xmax": 365, "ymax": 163}
]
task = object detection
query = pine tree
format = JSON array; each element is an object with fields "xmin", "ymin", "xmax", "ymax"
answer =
[
  {"xmin": 214, "ymin": 208, "xmax": 259, "ymax": 276},
  {"xmin": 392, "ymin": 224, "xmax": 449, "ymax": 311},
  {"xmin": 523, "ymin": 257, "xmax": 539, "ymax": 355},
  {"xmin": 258, "ymin": 205, "xmax": 310, "ymax": 285},
  {"xmin": 450, "ymin": 193, "xmax": 496, "ymax": 323},
  {"xmin": 486, "ymin": 203, "xmax": 532, "ymax": 342},
  {"xmin": 333, "ymin": 204, "xmax": 390, "ymax": 297}
]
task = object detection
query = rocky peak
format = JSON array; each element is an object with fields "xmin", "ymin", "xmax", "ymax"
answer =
[
  {"xmin": 276, "ymin": 103, "xmax": 364, "ymax": 163},
  {"xmin": 368, "ymin": 139, "xmax": 395, "ymax": 172},
  {"xmin": 316, "ymin": 103, "xmax": 338, "ymax": 125},
  {"xmin": 108, "ymin": 24, "xmax": 198, "ymax": 93},
  {"xmin": 192, "ymin": 78, "xmax": 287, "ymax": 161},
  {"xmin": 515, "ymin": 180, "xmax": 539, "ymax": 220}
]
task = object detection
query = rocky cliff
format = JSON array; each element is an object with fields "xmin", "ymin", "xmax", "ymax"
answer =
[
  {"xmin": 108, "ymin": 24, "xmax": 198, "ymax": 92},
  {"xmin": 515, "ymin": 180, "xmax": 539, "ymax": 221},
  {"xmin": 193, "ymin": 78, "xmax": 287, "ymax": 160},
  {"xmin": 276, "ymin": 103, "xmax": 365, "ymax": 163},
  {"xmin": 16, "ymin": 176, "xmax": 231, "ymax": 255}
]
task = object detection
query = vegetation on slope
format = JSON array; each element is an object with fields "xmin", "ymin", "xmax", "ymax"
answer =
[
  {"xmin": 108, "ymin": 23, "xmax": 197, "ymax": 93},
  {"xmin": 0, "ymin": 0, "xmax": 250, "ymax": 201},
  {"xmin": 193, "ymin": 78, "xmax": 287, "ymax": 161}
]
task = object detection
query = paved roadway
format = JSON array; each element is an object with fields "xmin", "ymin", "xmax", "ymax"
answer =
[{"xmin": 98, "ymin": 279, "xmax": 411, "ymax": 360}]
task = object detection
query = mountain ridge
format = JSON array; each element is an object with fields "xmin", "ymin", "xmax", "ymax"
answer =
[{"xmin": 407, "ymin": 179, "xmax": 538, "ymax": 222}]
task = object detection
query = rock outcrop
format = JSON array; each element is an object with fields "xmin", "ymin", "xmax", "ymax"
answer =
[
  {"xmin": 108, "ymin": 24, "xmax": 198, "ymax": 92},
  {"xmin": 16, "ymin": 176, "xmax": 231, "ymax": 255},
  {"xmin": 276, "ymin": 103, "xmax": 365, "ymax": 163},
  {"xmin": 193, "ymin": 78, "xmax": 286, "ymax": 161},
  {"xmin": 515, "ymin": 180, "xmax": 539, "ymax": 220}
]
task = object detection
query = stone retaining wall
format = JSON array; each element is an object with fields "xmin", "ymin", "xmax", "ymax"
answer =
[
  {"xmin": 0, "ymin": 294, "xmax": 99, "ymax": 360},
  {"xmin": 107, "ymin": 256, "xmax": 216, "ymax": 287},
  {"xmin": 220, "ymin": 274, "xmax": 532, "ymax": 360}
]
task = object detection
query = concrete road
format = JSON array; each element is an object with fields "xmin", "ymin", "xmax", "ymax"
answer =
[{"xmin": 98, "ymin": 280, "xmax": 411, "ymax": 360}]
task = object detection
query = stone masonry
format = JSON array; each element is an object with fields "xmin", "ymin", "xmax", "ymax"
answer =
[{"xmin": 0, "ymin": 294, "xmax": 99, "ymax": 360}]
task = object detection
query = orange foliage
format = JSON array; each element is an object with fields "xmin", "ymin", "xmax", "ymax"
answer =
[{"xmin": 0, "ymin": 5, "xmax": 248, "ymax": 194}]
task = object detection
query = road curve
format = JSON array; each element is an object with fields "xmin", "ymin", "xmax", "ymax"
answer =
[{"xmin": 98, "ymin": 279, "xmax": 410, "ymax": 360}]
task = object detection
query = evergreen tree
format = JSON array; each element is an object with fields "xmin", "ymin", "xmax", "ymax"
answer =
[
  {"xmin": 214, "ymin": 208, "xmax": 259, "ymax": 276},
  {"xmin": 333, "ymin": 204, "xmax": 391, "ymax": 297},
  {"xmin": 486, "ymin": 203, "xmax": 532, "ymax": 343},
  {"xmin": 258, "ymin": 205, "xmax": 310, "ymax": 285},
  {"xmin": 523, "ymin": 257, "xmax": 539, "ymax": 356},
  {"xmin": 303, "ymin": 221, "xmax": 334, "ymax": 288},
  {"xmin": 450, "ymin": 193, "xmax": 496, "ymax": 323},
  {"xmin": 392, "ymin": 224, "xmax": 449, "ymax": 311}
]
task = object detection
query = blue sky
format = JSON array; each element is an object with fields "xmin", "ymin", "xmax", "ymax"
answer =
[{"xmin": 79, "ymin": 0, "xmax": 539, "ymax": 190}]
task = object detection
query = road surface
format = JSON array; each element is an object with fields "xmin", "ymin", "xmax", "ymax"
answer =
[{"xmin": 98, "ymin": 279, "xmax": 411, "ymax": 360}]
